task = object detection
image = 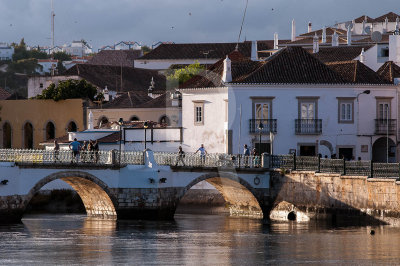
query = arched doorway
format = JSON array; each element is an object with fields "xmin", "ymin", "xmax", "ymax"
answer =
[
  {"xmin": 45, "ymin": 121, "xmax": 55, "ymax": 140},
  {"xmin": 372, "ymin": 137, "xmax": 396, "ymax": 162},
  {"xmin": 26, "ymin": 171, "xmax": 117, "ymax": 219},
  {"xmin": 2, "ymin": 122, "xmax": 12, "ymax": 148},
  {"xmin": 177, "ymin": 174, "xmax": 263, "ymax": 218},
  {"xmin": 159, "ymin": 115, "xmax": 170, "ymax": 126},
  {"xmin": 23, "ymin": 122, "xmax": 33, "ymax": 149},
  {"xmin": 67, "ymin": 121, "xmax": 77, "ymax": 132}
]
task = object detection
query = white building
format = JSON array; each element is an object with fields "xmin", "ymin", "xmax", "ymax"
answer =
[
  {"xmin": 63, "ymin": 41, "xmax": 93, "ymax": 57},
  {"xmin": 336, "ymin": 12, "xmax": 400, "ymax": 35},
  {"xmin": 0, "ymin": 43, "xmax": 14, "ymax": 60},
  {"xmin": 179, "ymin": 46, "xmax": 399, "ymax": 162},
  {"xmin": 36, "ymin": 59, "xmax": 58, "ymax": 74}
]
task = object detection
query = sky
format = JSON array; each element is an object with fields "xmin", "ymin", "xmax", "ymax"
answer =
[{"xmin": 0, "ymin": 0, "xmax": 399, "ymax": 51}]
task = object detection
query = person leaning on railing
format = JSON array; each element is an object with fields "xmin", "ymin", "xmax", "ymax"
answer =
[{"xmin": 195, "ymin": 144, "xmax": 207, "ymax": 165}]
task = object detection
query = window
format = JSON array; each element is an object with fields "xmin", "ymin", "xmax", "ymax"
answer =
[
  {"xmin": 337, "ymin": 98, "xmax": 354, "ymax": 123},
  {"xmin": 2, "ymin": 122, "xmax": 11, "ymax": 148},
  {"xmin": 255, "ymin": 103, "xmax": 270, "ymax": 120},
  {"xmin": 45, "ymin": 121, "xmax": 55, "ymax": 140},
  {"xmin": 378, "ymin": 102, "xmax": 390, "ymax": 119},
  {"xmin": 39, "ymin": 83, "xmax": 43, "ymax": 88},
  {"xmin": 67, "ymin": 121, "xmax": 77, "ymax": 132},
  {"xmin": 297, "ymin": 97, "xmax": 319, "ymax": 119},
  {"xmin": 130, "ymin": 116, "xmax": 139, "ymax": 121},
  {"xmin": 23, "ymin": 122, "xmax": 33, "ymax": 149},
  {"xmin": 159, "ymin": 115, "xmax": 170, "ymax": 126},
  {"xmin": 193, "ymin": 101, "xmax": 204, "ymax": 125}
]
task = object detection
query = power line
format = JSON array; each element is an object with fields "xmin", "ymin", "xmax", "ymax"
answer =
[{"xmin": 237, "ymin": 0, "xmax": 249, "ymax": 46}]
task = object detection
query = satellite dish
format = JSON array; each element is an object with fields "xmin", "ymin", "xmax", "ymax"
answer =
[
  {"xmin": 344, "ymin": 21, "xmax": 353, "ymax": 29},
  {"xmin": 371, "ymin": 31, "xmax": 382, "ymax": 43},
  {"xmin": 364, "ymin": 26, "xmax": 371, "ymax": 34}
]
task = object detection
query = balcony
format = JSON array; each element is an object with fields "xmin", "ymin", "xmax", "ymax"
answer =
[
  {"xmin": 295, "ymin": 119, "xmax": 322, "ymax": 135},
  {"xmin": 249, "ymin": 119, "xmax": 277, "ymax": 134},
  {"xmin": 375, "ymin": 119, "xmax": 397, "ymax": 135}
]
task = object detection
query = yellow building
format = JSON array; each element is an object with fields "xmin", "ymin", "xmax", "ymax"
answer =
[{"xmin": 1, "ymin": 99, "xmax": 85, "ymax": 149}]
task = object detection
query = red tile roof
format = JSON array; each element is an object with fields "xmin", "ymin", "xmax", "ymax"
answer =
[
  {"xmin": 354, "ymin": 15, "xmax": 374, "ymax": 23},
  {"xmin": 63, "ymin": 64, "xmax": 166, "ymax": 93},
  {"xmin": 299, "ymin": 28, "xmax": 347, "ymax": 37},
  {"xmin": 100, "ymin": 91, "xmax": 153, "ymax": 109},
  {"xmin": 139, "ymin": 40, "xmax": 290, "ymax": 61},
  {"xmin": 86, "ymin": 50, "xmax": 142, "ymax": 67},
  {"xmin": 377, "ymin": 61, "xmax": 400, "ymax": 83},
  {"xmin": 326, "ymin": 60, "xmax": 390, "ymax": 84},
  {"xmin": 371, "ymin": 12, "xmax": 400, "ymax": 23},
  {"xmin": 310, "ymin": 45, "xmax": 374, "ymax": 63},
  {"xmin": 353, "ymin": 34, "xmax": 390, "ymax": 44}
]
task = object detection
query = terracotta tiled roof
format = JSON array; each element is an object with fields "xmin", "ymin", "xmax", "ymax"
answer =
[
  {"xmin": 100, "ymin": 91, "xmax": 153, "ymax": 109},
  {"xmin": 0, "ymin": 87, "xmax": 11, "ymax": 100},
  {"xmin": 299, "ymin": 27, "xmax": 347, "ymax": 37},
  {"xmin": 376, "ymin": 61, "xmax": 400, "ymax": 83},
  {"xmin": 354, "ymin": 15, "xmax": 374, "ymax": 23},
  {"xmin": 287, "ymin": 36, "xmax": 348, "ymax": 45},
  {"xmin": 353, "ymin": 34, "xmax": 390, "ymax": 44},
  {"xmin": 311, "ymin": 45, "xmax": 374, "ymax": 63},
  {"xmin": 139, "ymin": 40, "xmax": 290, "ymax": 61},
  {"xmin": 96, "ymin": 132, "xmax": 120, "ymax": 143},
  {"xmin": 326, "ymin": 60, "xmax": 390, "ymax": 84},
  {"xmin": 136, "ymin": 92, "xmax": 174, "ymax": 108},
  {"xmin": 372, "ymin": 12, "xmax": 400, "ymax": 22},
  {"xmin": 86, "ymin": 50, "xmax": 142, "ymax": 67},
  {"xmin": 180, "ymin": 50, "xmax": 261, "ymax": 88},
  {"xmin": 63, "ymin": 64, "xmax": 166, "ymax": 93},
  {"xmin": 233, "ymin": 46, "xmax": 347, "ymax": 84}
]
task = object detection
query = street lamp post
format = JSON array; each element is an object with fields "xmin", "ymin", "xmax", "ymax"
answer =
[
  {"xmin": 144, "ymin": 121, "xmax": 149, "ymax": 150},
  {"xmin": 118, "ymin": 118, "xmax": 123, "ymax": 166},
  {"xmin": 356, "ymin": 90, "xmax": 371, "ymax": 159},
  {"xmin": 258, "ymin": 122, "xmax": 264, "ymax": 155}
]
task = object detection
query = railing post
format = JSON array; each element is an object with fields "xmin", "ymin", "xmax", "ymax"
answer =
[
  {"xmin": 343, "ymin": 158, "xmax": 346, "ymax": 175},
  {"xmin": 370, "ymin": 160, "xmax": 373, "ymax": 178},
  {"xmin": 293, "ymin": 153, "xmax": 296, "ymax": 170},
  {"xmin": 317, "ymin": 155, "xmax": 321, "ymax": 173}
]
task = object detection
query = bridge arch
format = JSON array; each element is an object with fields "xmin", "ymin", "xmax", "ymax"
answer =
[
  {"xmin": 177, "ymin": 172, "xmax": 263, "ymax": 218},
  {"xmin": 26, "ymin": 171, "xmax": 117, "ymax": 219}
]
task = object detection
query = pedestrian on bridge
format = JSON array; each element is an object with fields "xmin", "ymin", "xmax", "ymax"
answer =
[
  {"xmin": 243, "ymin": 144, "xmax": 250, "ymax": 167},
  {"xmin": 53, "ymin": 140, "xmax": 60, "ymax": 162},
  {"xmin": 175, "ymin": 146, "xmax": 185, "ymax": 166},
  {"xmin": 69, "ymin": 138, "xmax": 81, "ymax": 163},
  {"xmin": 195, "ymin": 144, "xmax": 207, "ymax": 165}
]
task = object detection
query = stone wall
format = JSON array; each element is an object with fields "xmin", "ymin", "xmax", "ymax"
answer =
[{"xmin": 271, "ymin": 171, "xmax": 400, "ymax": 225}]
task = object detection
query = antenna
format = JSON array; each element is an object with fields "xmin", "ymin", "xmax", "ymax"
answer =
[
  {"xmin": 237, "ymin": 0, "xmax": 249, "ymax": 46},
  {"xmin": 50, "ymin": 0, "xmax": 55, "ymax": 76}
]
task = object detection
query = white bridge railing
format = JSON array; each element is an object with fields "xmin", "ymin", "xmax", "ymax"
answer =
[
  {"xmin": 0, "ymin": 149, "xmax": 266, "ymax": 168},
  {"xmin": 0, "ymin": 149, "xmax": 144, "ymax": 166}
]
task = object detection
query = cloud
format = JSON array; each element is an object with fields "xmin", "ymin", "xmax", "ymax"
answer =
[{"xmin": 0, "ymin": 0, "xmax": 399, "ymax": 50}]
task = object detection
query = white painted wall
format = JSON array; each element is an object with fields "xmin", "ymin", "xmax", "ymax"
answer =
[{"xmin": 181, "ymin": 87, "xmax": 228, "ymax": 153}]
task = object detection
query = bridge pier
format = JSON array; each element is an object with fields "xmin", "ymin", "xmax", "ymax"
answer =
[{"xmin": 0, "ymin": 195, "xmax": 28, "ymax": 224}]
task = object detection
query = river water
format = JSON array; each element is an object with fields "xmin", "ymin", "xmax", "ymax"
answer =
[{"xmin": 1, "ymin": 214, "xmax": 400, "ymax": 265}]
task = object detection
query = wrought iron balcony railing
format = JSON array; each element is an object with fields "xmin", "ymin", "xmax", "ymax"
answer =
[
  {"xmin": 375, "ymin": 119, "xmax": 396, "ymax": 135},
  {"xmin": 249, "ymin": 119, "xmax": 277, "ymax": 134},
  {"xmin": 295, "ymin": 119, "xmax": 322, "ymax": 135}
]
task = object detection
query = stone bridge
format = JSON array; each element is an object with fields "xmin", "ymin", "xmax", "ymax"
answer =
[
  {"xmin": 1, "ymin": 149, "xmax": 400, "ymax": 225},
  {"xmin": 0, "ymin": 150, "xmax": 270, "ymax": 223}
]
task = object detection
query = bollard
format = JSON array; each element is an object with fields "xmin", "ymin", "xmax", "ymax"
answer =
[
  {"xmin": 343, "ymin": 158, "xmax": 346, "ymax": 175},
  {"xmin": 293, "ymin": 153, "xmax": 296, "ymax": 170},
  {"xmin": 370, "ymin": 160, "xmax": 373, "ymax": 178}
]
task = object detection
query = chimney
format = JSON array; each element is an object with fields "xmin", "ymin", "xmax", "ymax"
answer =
[
  {"xmin": 273, "ymin": 33, "xmax": 278, "ymax": 50},
  {"xmin": 251, "ymin": 40, "xmax": 258, "ymax": 61},
  {"xmin": 389, "ymin": 34, "xmax": 400, "ymax": 65},
  {"xmin": 291, "ymin": 19, "xmax": 296, "ymax": 42},
  {"xmin": 222, "ymin": 56, "xmax": 232, "ymax": 83},
  {"xmin": 362, "ymin": 19, "xmax": 366, "ymax": 35},
  {"xmin": 308, "ymin": 22, "xmax": 312, "ymax": 33},
  {"xmin": 312, "ymin": 33, "xmax": 319, "ymax": 53},
  {"xmin": 332, "ymin": 30, "xmax": 339, "ymax": 47},
  {"xmin": 360, "ymin": 48, "xmax": 365, "ymax": 63},
  {"xmin": 148, "ymin": 77, "xmax": 155, "ymax": 98},
  {"xmin": 347, "ymin": 25, "xmax": 352, "ymax": 45},
  {"xmin": 384, "ymin": 17, "xmax": 389, "ymax": 33},
  {"xmin": 322, "ymin": 27, "xmax": 327, "ymax": 43},
  {"xmin": 396, "ymin": 17, "xmax": 400, "ymax": 32},
  {"xmin": 103, "ymin": 86, "xmax": 109, "ymax": 102},
  {"xmin": 352, "ymin": 19, "xmax": 356, "ymax": 33},
  {"xmin": 88, "ymin": 111, "xmax": 94, "ymax": 130}
]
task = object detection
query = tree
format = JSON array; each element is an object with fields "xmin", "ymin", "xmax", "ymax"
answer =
[
  {"xmin": 166, "ymin": 61, "xmax": 205, "ymax": 87},
  {"xmin": 52, "ymin": 51, "xmax": 71, "ymax": 62},
  {"xmin": 7, "ymin": 58, "xmax": 42, "ymax": 75},
  {"xmin": 141, "ymin": 45, "xmax": 152, "ymax": 54},
  {"xmin": 36, "ymin": 79, "xmax": 98, "ymax": 101}
]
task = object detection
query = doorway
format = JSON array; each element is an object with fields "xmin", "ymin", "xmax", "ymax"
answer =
[
  {"xmin": 299, "ymin": 145, "xmax": 316, "ymax": 156},
  {"xmin": 254, "ymin": 143, "xmax": 271, "ymax": 155},
  {"xmin": 338, "ymin": 148, "xmax": 353, "ymax": 161}
]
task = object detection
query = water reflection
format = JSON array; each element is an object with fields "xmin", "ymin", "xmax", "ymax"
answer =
[{"xmin": 0, "ymin": 214, "xmax": 398, "ymax": 264}]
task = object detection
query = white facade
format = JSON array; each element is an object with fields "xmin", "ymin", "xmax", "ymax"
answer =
[
  {"xmin": 27, "ymin": 75, "xmax": 80, "ymax": 98},
  {"xmin": 63, "ymin": 41, "xmax": 93, "ymax": 57},
  {"xmin": 181, "ymin": 84, "xmax": 399, "ymax": 162},
  {"xmin": 0, "ymin": 43, "xmax": 14, "ymax": 60},
  {"xmin": 36, "ymin": 59, "xmax": 58, "ymax": 75}
]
